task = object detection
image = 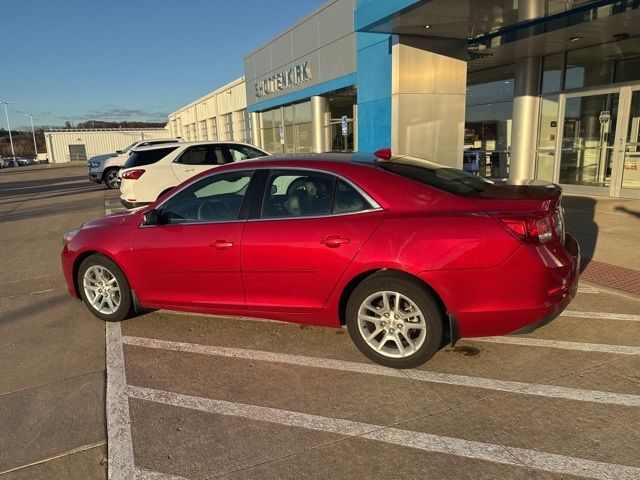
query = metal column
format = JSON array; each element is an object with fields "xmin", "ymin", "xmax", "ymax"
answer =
[{"xmin": 509, "ymin": 0, "xmax": 545, "ymax": 181}]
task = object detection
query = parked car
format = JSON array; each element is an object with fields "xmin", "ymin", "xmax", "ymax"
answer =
[
  {"xmin": 88, "ymin": 138, "xmax": 183, "ymax": 189},
  {"xmin": 3, "ymin": 157, "xmax": 20, "ymax": 168},
  {"xmin": 62, "ymin": 151, "xmax": 580, "ymax": 368},
  {"xmin": 119, "ymin": 141, "xmax": 268, "ymax": 208}
]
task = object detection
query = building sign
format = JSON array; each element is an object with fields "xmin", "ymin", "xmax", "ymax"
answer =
[{"xmin": 255, "ymin": 62, "xmax": 312, "ymax": 98}]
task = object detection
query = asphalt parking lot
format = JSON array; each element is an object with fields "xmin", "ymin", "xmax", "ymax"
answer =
[{"xmin": 2, "ymin": 164, "xmax": 640, "ymax": 480}]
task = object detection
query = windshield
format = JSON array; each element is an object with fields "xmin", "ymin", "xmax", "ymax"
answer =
[
  {"xmin": 377, "ymin": 157, "xmax": 493, "ymax": 196},
  {"xmin": 123, "ymin": 146, "xmax": 179, "ymax": 168},
  {"xmin": 119, "ymin": 142, "xmax": 137, "ymax": 154}
]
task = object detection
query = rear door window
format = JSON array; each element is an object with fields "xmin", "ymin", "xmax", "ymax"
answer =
[
  {"xmin": 123, "ymin": 146, "xmax": 178, "ymax": 168},
  {"xmin": 226, "ymin": 145, "xmax": 266, "ymax": 162},
  {"xmin": 261, "ymin": 170, "xmax": 371, "ymax": 218},
  {"xmin": 175, "ymin": 145, "xmax": 227, "ymax": 165}
]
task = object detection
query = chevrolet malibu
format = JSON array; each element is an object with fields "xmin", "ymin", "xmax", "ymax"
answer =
[{"xmin": 61, "ymin": 153, "xmax": 580, "ymax": 368}]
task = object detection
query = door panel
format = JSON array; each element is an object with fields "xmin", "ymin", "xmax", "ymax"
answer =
[
  {"xmin": 241, "ymin": 212, "xmax": 384, "ymax": 312},
  {"xmin": 131, "ymin": 223, "xmax": 245, "ymax": 308}
]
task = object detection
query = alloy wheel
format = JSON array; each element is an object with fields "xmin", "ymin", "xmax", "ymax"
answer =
[
  {"xmin": 106, "ymin": 170, "xmax": 120, "ymax": 189},
  {"xmin": 357, "ymin": 290, "xmax": 427, "ymax": 358},
  {"xmin": 83, "ymin": 265, "xmax": 121, "ymax": 314}
]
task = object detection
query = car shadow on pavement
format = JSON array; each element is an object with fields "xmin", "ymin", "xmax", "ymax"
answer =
[
  {"xmin": 615, "ymin": 205, "xmax": 640, "ymax": 218},
  {"xmin": 562, "ymin": 195, "xmax": 598, "ymax": 273}
]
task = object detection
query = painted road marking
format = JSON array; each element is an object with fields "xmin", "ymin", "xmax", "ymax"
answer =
[
  {"xmin": 129, "ymin": 385, "xmax": 640, "ymax": 480},
  {"xmin": 577, "ymin": 285, "xmax": 600, "ymax": 294},
  {"xmin": 470, "ymin": 336, "xmax": 640, "ymax": 355},
  {"xmin": 122, "ymin": 336, "xmax": 640, "ymax": 407},
  {"xmin": 135, "ymin": 468, "xmax": 189, "ymax": 479},
  {"xmin": 2, "ymin": 179, "xmax": 89, "ymax": 191},
  {"xmin": 561, "ymin": 310, "xmax": 640, "ymax": 322},
  {"xmin": 106, "ymin": 322, "xmax": 136, "ymax": 479}
]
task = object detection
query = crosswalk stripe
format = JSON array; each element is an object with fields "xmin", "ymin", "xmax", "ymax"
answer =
[
  {"xmin": 561, "ymin": 311, "xmax": 640, "ymax": 321},
  {"xmin": 128, "ymin": 386, "xmax": 640, "ymax": 480},
  {"xmin": 122, "ymin": 336, "xmax": 640, "ymax": 407},
  {"xmin": 470, "ymin": 336, "xmax": 640, "ymax": 355}
]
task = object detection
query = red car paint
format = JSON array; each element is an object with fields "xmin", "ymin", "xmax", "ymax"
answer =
[{"xmin": 62, "ymin": 155, "xmax": 580, "ymax": 339}]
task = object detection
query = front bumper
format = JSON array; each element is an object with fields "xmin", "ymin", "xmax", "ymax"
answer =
[{"xmin": 88, "ymin": 168, "xmax": 103, "ymax": 183}]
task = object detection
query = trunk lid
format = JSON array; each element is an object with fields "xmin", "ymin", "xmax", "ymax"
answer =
[{"xmin": 472, "ymin": 180, "xmax": 562, "ymax": 214}]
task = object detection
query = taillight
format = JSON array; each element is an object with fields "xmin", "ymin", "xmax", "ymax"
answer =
[
  {"xmin": 498, "ymin": 215, "xmax": 555, "ymax": 244},
  {"xmin": 551, "ymin": 209, "xmax": 565, "ymax": 243},
  {"xmin": 122, "ymin": 169, "xmax": 145, "ymax": 180}
]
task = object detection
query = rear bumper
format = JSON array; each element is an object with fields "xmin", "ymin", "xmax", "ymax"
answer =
[{"xmin": 423, "ymin": 233, "xmax": 580, "ymax": 339}]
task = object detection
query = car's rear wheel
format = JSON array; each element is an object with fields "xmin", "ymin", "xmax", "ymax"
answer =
[
  {"xmin": 103, "ymin": 168, "xmax": 121, "ymax": 189},
  {"xmin": 77, "ymin": 254, "xmax": 132, "ymax": 321},
  {"xmin": 346, "ymin": 272, "xmax": 443, "ymax": 368}
]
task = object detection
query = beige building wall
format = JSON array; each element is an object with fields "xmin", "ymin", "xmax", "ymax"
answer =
[
  {"xmin": 168, "ymin": 77, "xmax": 253, "ymax": 144},
  {"xmin": 391, "ymin": 36, "xmax": 467, "ymax": 168},
  {"xmin": 44, "ymin": 128, "xmax": 170, "ymax": 163}
]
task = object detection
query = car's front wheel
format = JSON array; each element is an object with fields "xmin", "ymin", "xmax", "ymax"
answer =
[
  {"xmin": 103, "ymin": 168, "xmax": 121, "ymax": 189},
  {"xmin": 77, "ymin": 254, "xmax": 132, "ymax": 321},
  {"xmin": 346, "ymin": 272, "xmax": 443, "ymax": 368}
]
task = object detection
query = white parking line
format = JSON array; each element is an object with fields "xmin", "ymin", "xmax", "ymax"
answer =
[
  {"xmin": 122, "ymin": 336, "xmax": 640, "ymax": 407},
  {"xmin": 106, "ymin": 322, "xmax": 136, "ymax": 479},
  {"xmin": 128, "ymin": 385, "xmax": 640, "ymax": 480},
  {"xmin": 469, "ymin": 336, "xmax": 640, "ymax": 355},
  {"xmin": 561, "ymin": 310, "xmax": 640, "ymax": 322},
  {"xmin": 134, "ymin": 468, "xmax": 189, "ymax": 480}
]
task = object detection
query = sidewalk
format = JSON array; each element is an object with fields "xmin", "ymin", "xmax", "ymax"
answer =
[{"xmin": 563, "ymin": 194, "xmax": 640, "ymax": 295}]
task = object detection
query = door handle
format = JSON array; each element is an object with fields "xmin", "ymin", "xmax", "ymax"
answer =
[
  {"xmin": 321, "ymin": 236, "xmax": 350, "ymax": 248},
  {"xmin": 183, "ymin": 168, "xmax": 195, "ymax": 173},
  {"xmin": 210, "ymin": 240, "xmax": 234, "ymax": 250}
]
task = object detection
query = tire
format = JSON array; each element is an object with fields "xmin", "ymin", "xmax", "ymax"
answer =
[
  {"xmin": 77, "ymin": 254, "xmax": 133, "ymax": 322},
  {"xmin": 103, "ymin": 168, "xmax": 121, "ymax": 189},
  {"xmin": 346, "ymin": 272, "xmax": 443, "ymax": 369}
]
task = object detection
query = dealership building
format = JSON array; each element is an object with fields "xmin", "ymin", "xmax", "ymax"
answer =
[{"xmin": 168, "ymin": 0, "xmax": 640, "ymax": 198}]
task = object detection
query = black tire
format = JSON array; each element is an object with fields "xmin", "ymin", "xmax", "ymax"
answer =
[
  {"xmin": 346, "ymin": 272, "xmax": 443, "ymax": 369},
  {"xmin": 77, "ymin": 254, "xmax": 133, "ymax": 322},
  {"xmin": 103, "ymin": 168, "xmax": 121, "ymax": 189}
]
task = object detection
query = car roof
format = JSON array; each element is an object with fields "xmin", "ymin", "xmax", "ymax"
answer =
[{"xmin": 131, "ymin": 140, "xmax": 262, "ymax": 153}]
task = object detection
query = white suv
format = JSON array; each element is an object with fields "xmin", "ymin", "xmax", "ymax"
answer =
[
  {"xmin": 119, "ymin": 141, "xmax": 268, "ymax": 208},
  {"xmin": 88, "ymin": 138, "xmax": 183, "ymax": 189}
]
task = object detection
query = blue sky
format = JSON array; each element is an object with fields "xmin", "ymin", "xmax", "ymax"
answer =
[{"xmin": 0, "ymin": 0, "xmax": 323, "ymax": 129}]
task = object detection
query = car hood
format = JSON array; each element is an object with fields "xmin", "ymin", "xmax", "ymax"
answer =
[
  {"xmin": 82, "ymin": 209, "xmax": 143, "ymax": 228},
  {"xmin": 87, "ymin": 153, "xmax": 115, "ymax": 164}
]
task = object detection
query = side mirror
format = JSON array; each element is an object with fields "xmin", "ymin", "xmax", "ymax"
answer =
[{"xmin": 142, "ymin": 209, "xmax": 159, "ymax": 226}]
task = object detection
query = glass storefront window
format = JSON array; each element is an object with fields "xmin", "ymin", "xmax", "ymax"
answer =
[
  {"xmin": 465, "ymin": 65, "xmax": 514, "ymax": 178},
  {"xmin": 536, "ymin": 96, "xmax": 560, "ymax": 181},
  {"xmin": 541, "ymin": 53, "xmax": 563, "ymax": 94},
  {"xmin": 283, "ymin": 105, "xmax": 294, "ymax": 125},
  {"xmin": 565, "ymin": 38, "xmax": 640, "ymax": 90},
  {"xmin": 295, "ymin": 102, "xmax": 312, "ymax": 124}
]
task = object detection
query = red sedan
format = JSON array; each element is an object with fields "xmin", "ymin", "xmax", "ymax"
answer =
[{"xmin": 61, "ymin": 153, "xmax": 580, "ymax": 368}]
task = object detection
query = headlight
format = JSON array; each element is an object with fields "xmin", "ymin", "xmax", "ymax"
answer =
[
  {"xmin": 63, "ymin": 229, "xmax": 79, "ymax": 246},
  {"xmin": 88, "ymin": 161, "xmax": 100, "ymax": 168}
]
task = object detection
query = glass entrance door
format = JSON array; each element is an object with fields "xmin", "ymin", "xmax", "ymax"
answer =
[
  {"xmin": 619, "ymin": 89, "xmax": 640, "ymax": 196},
  {"xmin": 557, "ymin": 91, "xmax": 620, "ymax": 193}
]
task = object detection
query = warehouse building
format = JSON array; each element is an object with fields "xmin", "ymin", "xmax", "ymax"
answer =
[
  {"xmin": 44, "ymin": 128, "xmax": 169, "ymax": 163},
  {"xmin": 170, "ymin": 0, "xmax": 640, "ymax": 198}
]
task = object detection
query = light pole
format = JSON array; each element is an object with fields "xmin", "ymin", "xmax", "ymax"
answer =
[
  {"xmin": 1, "ymin": 101, "xmax": 16, "ymax": 157},
  {"xmin": 25, "ymin": 114, "xmax": 38, "ymax": 158}
]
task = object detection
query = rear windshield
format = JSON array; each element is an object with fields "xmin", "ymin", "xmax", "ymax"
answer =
[
  {"xmin": 123, "ymin": 146, "xmax": 178, "ymax": 168},
  {"xmin": 377, "ymin": 159, "xmax": 492, "ymax": 196}
]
